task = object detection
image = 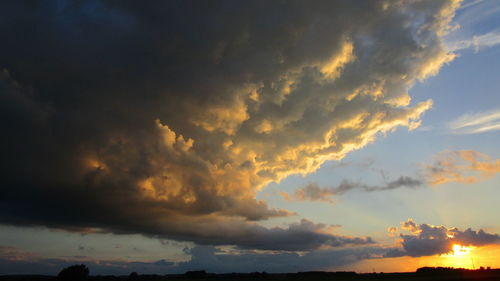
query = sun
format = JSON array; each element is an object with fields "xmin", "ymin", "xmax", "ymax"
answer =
[
  {"xmin": 437, "ymin": 244, "xmax": 477, "ymax": 269},
  {"xmin": 451, "ymin": 244, "xmax": 471, "ymax": 257}
]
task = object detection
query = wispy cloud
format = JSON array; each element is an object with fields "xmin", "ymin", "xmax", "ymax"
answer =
[
  {"xmin": 446, "ymin": 0, "xmax": 500, "ymax": 53},
  {"xmin": 449, "ymin": 109, "xmax": 500, "ymax": 134},
  {"xmin": 458, "ymin": 0, "xmax": 484, "ymax": 10},
  {"xmin": 452, "ymin": 0, "xmax": 500, "ymax": 30},
  {"xmin": 448, "ymin": 30, "xmax": 500, "ymax": 52}
]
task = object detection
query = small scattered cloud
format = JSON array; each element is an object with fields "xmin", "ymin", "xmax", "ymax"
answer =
[
  {"xmin": 387, "ymin": 227, "xmax": 398, "ymax": 238},
  {"xmin": 425, "ymin": 150, "xmax": 500, "ymax": 185},
  {"xmin": 401, "ymin": 219, "xmax": 419, "ymax": 232},
  {"xmin": 284, "ymin": 148, "xmax": 499, "ymax": 203}
]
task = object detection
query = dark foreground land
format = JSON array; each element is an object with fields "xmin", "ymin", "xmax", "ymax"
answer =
[{"xmin": 2, "ymin": 268, "xmax": 500, "ymax": 281}]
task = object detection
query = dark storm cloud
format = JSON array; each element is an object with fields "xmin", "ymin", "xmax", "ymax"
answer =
[
  {"xmin": 385, "ymin": 219, "xmax": 500, "ymax": 257},
  {"xmin": 0, "ymin": 0, "xmax": 460, "ymax": 250},
  {"xmin": 293, "ymin": 176, "xmax": 423, "ymax": 202}
]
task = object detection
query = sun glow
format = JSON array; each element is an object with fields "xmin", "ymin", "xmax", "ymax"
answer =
[
  {"xmin": 438, "ymin": 244, "xmax": 477, "ymax": 269},
  {"xmin": 451, "ymin": 244, "xmax": 471, "ymax": 257}
]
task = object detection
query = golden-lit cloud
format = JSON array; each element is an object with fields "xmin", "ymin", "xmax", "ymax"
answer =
[
  {"xmin": 388, "ymin": 227, "xmax": 398, "ymax": 238},
  {"xmin": 0, "ymin": 0, "xmax": 461, "ymax": 250},
  {"xmin": 426, "ymin": 150, "xmax": 500, "ymax": 185},
  {"xmin": 320, "ymin": 41, "xmax": 355, "ymax": 79}
]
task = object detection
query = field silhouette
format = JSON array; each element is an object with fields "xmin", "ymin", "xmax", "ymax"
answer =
[{"xmin": 2, "ymin": 266, "xmax": 500, "ymax": 281}]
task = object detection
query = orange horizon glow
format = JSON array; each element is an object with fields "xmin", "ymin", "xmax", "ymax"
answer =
[
  {"xmin": 439, "ymin": 244, "xmax": 476, "ymax": 269},
  {"xmin": 341, "ymin": 244, "xmax": 500, "ymax": 273}
]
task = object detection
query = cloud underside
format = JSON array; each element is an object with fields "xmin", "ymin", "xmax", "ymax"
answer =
[{"xmin": 0, "ymin": 0, "xmax": 460, "ymax": 250}]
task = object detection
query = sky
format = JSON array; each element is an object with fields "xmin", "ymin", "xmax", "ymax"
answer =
[{"xmin": 1, "ymin": 0, "xmax": 500, "ymax": 276}]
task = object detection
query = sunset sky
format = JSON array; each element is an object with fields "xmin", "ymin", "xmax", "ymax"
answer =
[{"xmin": 1, "ymin": 0, "xmax": 500, "ymax": 275}]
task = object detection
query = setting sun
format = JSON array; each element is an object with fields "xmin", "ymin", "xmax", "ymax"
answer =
[
  {"xmin": 452, "ymin": 244, "xmax": 471, "ymax": 257},
  {"xmin": 438, "ymin": 244, "xmax": 478, "ymax": 269}
]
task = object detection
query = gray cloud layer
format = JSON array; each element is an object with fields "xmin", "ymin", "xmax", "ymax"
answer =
[
  {"xmin": 145, "ymin": 219, "xmax": 374, "ymax": 252},
  {"xmin": 0, "ymin": 0, "xmax": 459, "ymax": 250},
  {"xmin": 0, "ymin": 244, "xmax": 387, "ymax": 275}
]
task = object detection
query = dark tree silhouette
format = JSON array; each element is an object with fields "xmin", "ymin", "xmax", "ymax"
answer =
[{"xmin": 58, "ymin": 264, "xmax": 89, "ymax": 280}]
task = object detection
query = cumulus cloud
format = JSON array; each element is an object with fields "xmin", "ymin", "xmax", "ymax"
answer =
[
  {"xmin": 425, "ymin": 150, "xmax": 500, "ymax": 185},
  {"xmin": 0, "ymin": 0, "xmax": 460, "ymax": 249},
  {"xmin": 292, "ymin": 176, "xmax": 423, "ymax": 202},
  {"xmin": 385, "ymin": 219, "xmax": 500, "ymax": 257}
]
